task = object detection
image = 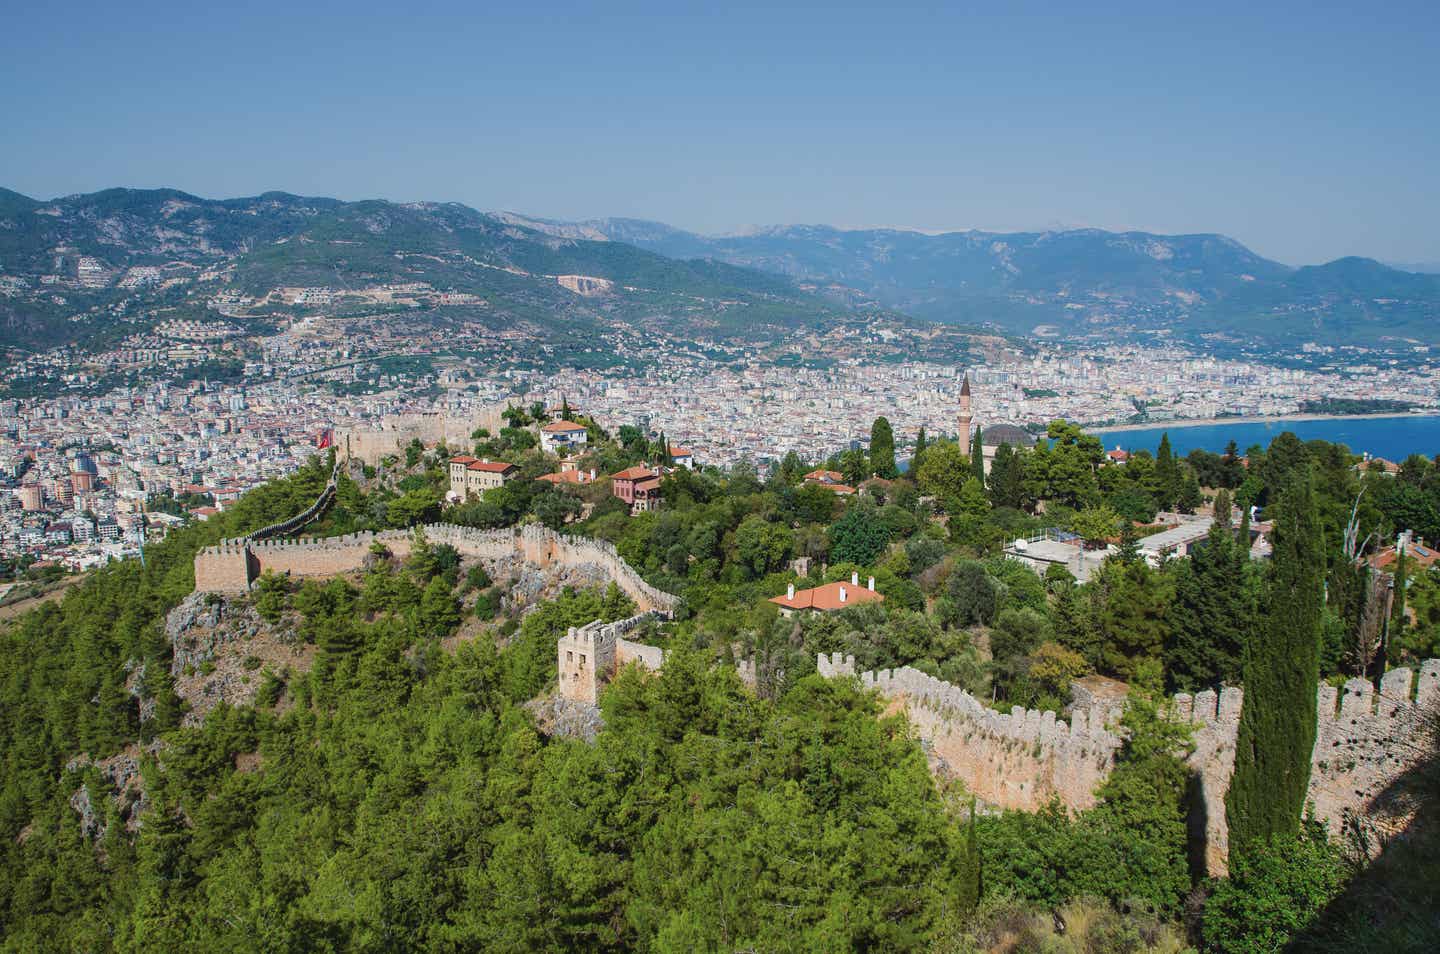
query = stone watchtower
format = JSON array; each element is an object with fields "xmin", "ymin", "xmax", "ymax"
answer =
[{"xmin": 557, "ymin": 620, "xmax": 618, "ymax": 705}]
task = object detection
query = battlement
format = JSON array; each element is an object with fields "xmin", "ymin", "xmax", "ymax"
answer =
[
  {"xmin": 194, "ymin": 522, "xmax": 680, "ymax": 613},
  {"xmin": 819, "ymin": 652, "xmax": 1440, "ymax": 874},
  {"xmin": 557, "ymin": 611, "xmax": 666, "ymax": 704}
]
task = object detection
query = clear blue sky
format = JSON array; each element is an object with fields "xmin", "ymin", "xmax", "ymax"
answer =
[{"xmin": 3, "ymin": 0, "xmax": 1437, "ymax": 265}]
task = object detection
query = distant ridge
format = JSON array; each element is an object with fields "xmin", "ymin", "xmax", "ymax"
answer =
[
  {"xmin": 3, "ymin": 186, "xmax": 1438, "ymax": 350},
  {"xmin": 508, "ymin": 214, "xmax": 1440, "ymax": 347},
  {"xmin": 0, "ymin": 188, "xmax": 863, "ymax": 350}
]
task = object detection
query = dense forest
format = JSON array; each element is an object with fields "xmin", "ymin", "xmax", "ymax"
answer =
[{"xmin": 2, "ymin": 414, "xmax": 1438, "ymax": 952}]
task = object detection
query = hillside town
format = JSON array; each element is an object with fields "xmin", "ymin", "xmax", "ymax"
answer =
[{"xmin": 2, "ymin": 330, "xmax": 1437, "ymax": 571}]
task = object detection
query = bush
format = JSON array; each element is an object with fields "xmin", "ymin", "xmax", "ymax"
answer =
[{"xmin": 1202, "ymin": 819, "xmax": 1346, "ymax": 953}]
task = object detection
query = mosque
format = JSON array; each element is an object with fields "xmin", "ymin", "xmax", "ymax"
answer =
[{"xmin": 957, "ymin": 373, "xmax": 1035, "ymax": 475}]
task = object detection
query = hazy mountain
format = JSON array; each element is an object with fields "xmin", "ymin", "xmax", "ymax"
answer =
[
  {"xmin": 4, "ymin": 189, "xmax": 1435, "ymax": 353},
  {"xmin": 1386, "ymin": 260, "xmax": 1440, "ymax": 275},
  {"xmin": 515, "ymin": 217, "xmax": 1440, "ymax": 348},
  {"xmin": 0, "ymin": 189, "xmax": 853, "ymax": 349}
]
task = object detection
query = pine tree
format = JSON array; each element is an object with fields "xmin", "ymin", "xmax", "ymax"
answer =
[
  {"xmin": 1177, "ymin": 468, "xmax": 1203, "ymax": 513},
  {"xmin": 1165, "ymin": 489, "xmax": 1248, "ymax": 690},
  {"xmin": 987, "ymin": 442, "xmax": 1027, "ymax": 510},
  {"xmin": 870, "ymin": 417, "xmax": 897, "ymax": 479},
  {"xmin": 1226, "ymin": 471, "xmax": 1323, "ymax": 856},
  {"xmin": 912, "ymin": 426, "xmax": 928, "ymax": 474}
]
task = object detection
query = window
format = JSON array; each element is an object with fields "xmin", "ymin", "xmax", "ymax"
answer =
[
  {"xmin": 566, "ymin": 651, "xmax": 573, "ymax": 662},
  {"xmin": 580, "ymin": 654, "xmax": 586, "ymax": 666}
]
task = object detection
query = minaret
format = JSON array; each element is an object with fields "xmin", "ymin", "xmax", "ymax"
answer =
[{"xmin": 958, "ymin": 373, "xmax": 973, "ymax": 444}]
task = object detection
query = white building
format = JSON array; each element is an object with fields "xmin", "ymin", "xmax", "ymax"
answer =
[{"xmin": 539, "ymin": 420, "xmax": 588, "ymax": 456}]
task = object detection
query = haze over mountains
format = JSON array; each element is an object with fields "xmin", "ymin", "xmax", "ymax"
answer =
[
  {"xmin": 501, "ymin": 212, "xmax": 1440, "ymax": 348},
  {"xmin": 0, "ymin": 188, "xmax": 851, "ymax": 350},
  {"xmin": 2, "ymin": 186, "xmax": 1437, "ymax": 353}
]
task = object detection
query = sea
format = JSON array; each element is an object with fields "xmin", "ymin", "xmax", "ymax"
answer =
[{"xmin": 1089, "ymin": 414, "xmax": 1440, "ymax": 461}]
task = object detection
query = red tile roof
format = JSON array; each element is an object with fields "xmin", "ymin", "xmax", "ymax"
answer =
[
  {"xmin": 538, "ymin": 470, "xmax": 591, "ymax": 485},
  {"xmin": 612, "ymin": 465, "xmax": 660, "ymax": 480},
  {"xmin": 769, "ymin": 581, "xmax": 884, "ymax": 612},
  {"xmin": 541, "ymin": 420, "xmax": 588, "ymax": 433},
  {"xmin": 449, "ymin": 455, "xmax": 478, "ymax": 464},
  {"xmin": 804, "ymin": 469, "xmax": 845, "ymax": 483},
  {"xmin": 467, "ymin": 460, "xmax": 515, "ymax": 473}
]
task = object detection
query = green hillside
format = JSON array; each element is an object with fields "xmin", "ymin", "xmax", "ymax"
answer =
[{"xmin": 0, "ymin": 189, "xmax": 856, "ymax": 350}]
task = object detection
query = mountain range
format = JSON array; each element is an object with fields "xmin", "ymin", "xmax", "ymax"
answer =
[
  {"xmin": 2, "ymin": 186, "xmax": 1437, "ymax": 354},
  {"xmin": 499, "ymin": 212, "xmax": 1440, "ymax": 349},
  {"xmin": 0, "ymin": 188, "xmax": 853, "ymax": 352}
]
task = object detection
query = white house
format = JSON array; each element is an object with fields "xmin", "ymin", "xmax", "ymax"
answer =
[{"xmin": 539, "ymin": 420, "xmax": 589, "ymax": 455}]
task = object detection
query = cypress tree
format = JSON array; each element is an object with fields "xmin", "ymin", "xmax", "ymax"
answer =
[
  {"xmin": 1225, "ymin": 471, "xmax": 1323, "ymax": 856},
  {"xmin": 912, "ymin": 426, "xmax": 928, "ymax": 474},
  {"xmin": 1155, "ymin": 432, "xmax": 1179, "ymax": 511},
  {"xmin": 1389, "ymin": 537, "xmax": 1408, "ymax": 662},
  {"xmin": 970, "ymin": 427, "xmax": 985, "ymax": 484},
  {"xmin": 870, "ymin": 417, "xmax": 897, "ymax": 479}
]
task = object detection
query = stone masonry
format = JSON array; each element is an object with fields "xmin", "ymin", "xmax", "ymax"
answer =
[
  {"xmin": 816, "ymin": 652, "xmax": 1440, "ymax": 875},
  {"xmin": 556, "ymin": 612, "xmax": 668, "ymax": 704},
  {"xmin": 193, "ymin": 523, "xmax": 680, "ymax": 615}
]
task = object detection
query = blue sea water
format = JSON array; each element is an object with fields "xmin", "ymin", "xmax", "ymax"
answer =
[{"xmin": 1090, "ymin": 414, "xmax": 1440, "ymax": 461}]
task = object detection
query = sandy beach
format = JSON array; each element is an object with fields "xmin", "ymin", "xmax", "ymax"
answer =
[{"xmin": 1089, "ymin": 410, "xmax": 1440, "ymax": 435}]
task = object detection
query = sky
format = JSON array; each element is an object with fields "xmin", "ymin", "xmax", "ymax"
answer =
[{"xmin": 3, "ymin": 0, "xmax": 1437, "ymax": 266}]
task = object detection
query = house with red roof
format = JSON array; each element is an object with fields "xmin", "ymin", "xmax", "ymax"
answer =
[
  {"xmin": 802, "ymin": 468, "xmax": 856, "ymax": 495},
  {"xmin": 538, "ymin": 459, "xmax": 598, "ymax": 488},
  {"xmin": 448, "ymin": 455, "xmax": 517, "ymax": 499},
  {"xmin": 768, "ymin": 572, "xmax": 883, "ymax": 618},
  {"xmin": 611, "ymin": 465, "xmax": 665, "ymax": 513}
]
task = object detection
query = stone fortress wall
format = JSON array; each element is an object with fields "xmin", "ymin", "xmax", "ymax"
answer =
[
  {"xmin": 557, "ymin": 612, "xmax": 669, "ymax": 705},
  {"xmin": 816, "ymin": 652, "xmax": 1440, "ymax": 874},
  {"xmin": 193, "ymin": 523, "xmax": 680, "ymax": 615},
  {"xmin": 196, "ymin": 480, "xmax": 1438, "ymax": 875},
  {"xmin": 336, "ymin": 408, "xmax": 508, "ymax": 465}
]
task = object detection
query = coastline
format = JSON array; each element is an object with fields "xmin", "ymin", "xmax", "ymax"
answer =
[{"xmin": 1088, "ymin": 410, "xmax": 1440, "ymax": 436}]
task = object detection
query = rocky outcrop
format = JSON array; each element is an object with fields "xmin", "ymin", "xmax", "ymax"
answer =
[
  {"xmin": 67, "ymin": 743, "xmax": 159, "ymax": 838},
  {"xmin": 165, "ymin": 592, "xmax": 312, "ymax": 726},
  {"xmin": 525, "ymin": 694, "xmax": 605, "ymax": 742}
]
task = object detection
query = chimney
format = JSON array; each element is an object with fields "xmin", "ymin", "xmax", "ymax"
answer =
[
  {"xmin": 867, "ymin": 576, "xmax": 875, "ymax": 591},
  {"xmin": 851, "ymin": 571, "xmax": 859, "ymax": 586},
  {"xmin": 786, "ymin": 583, "xmax": 795, "ymax": 599},
  {"xmin": 839, "ymin": 585, "xmax": 848, "ymax": 603},
  {"xmin": 590, "ymin": 468, "xmax": 596, "ymax": 481}
]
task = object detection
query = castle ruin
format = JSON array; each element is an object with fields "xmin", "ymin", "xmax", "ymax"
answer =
[
  {"xmin": 816, "ymin": 652, "xmax": 1440, "ymax": 874},
  {"xmin": 193, "ymin": 523, "xmax": 680, "ymax": 616}
]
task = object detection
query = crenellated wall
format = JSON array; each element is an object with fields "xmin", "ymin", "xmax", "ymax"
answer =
[
  {"xmin": 336, "ymin": 408, "xmax": 508, "ymax": 465},
  {"xmin": 557, "ymin": 612, "xmax": 666, "ymax": 703},
  {"xmin": 193, "ymin": 523, "xmax": 680, "ymax": 614},
  {"xmin": 816, "ymin": 652, "xmax": 1440, "ymax": 874}
]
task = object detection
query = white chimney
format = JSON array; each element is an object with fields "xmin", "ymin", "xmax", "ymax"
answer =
[
  {"xmin": 590, "ymin": 468, "xmax": 596, "ymax": 481},
  {"xmin": 786, "ymin": 583, "xmax": 795, "ymax": 599},
  {"xmin": 851, "ymin": 571, "xmax": 859, "ymax": 586},
  {"xmin": 867, "ymin": 576, "xmax": 875, "ymax": 591},
  {"xmin": 839, "ymin": 585, "xmax": 848, "ymax": 603}
]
